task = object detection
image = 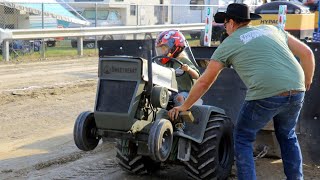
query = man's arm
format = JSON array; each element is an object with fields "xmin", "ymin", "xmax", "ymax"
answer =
[
  {"xmin": 168, "ymin": 60, "xmax": 224, "ymax": 120},
  {"xmin": 287, "ymin": 33, "xmax": 315, "ymax": 90}
]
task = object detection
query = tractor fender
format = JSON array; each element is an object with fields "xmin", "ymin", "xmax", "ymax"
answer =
[{"xmin": 174, "ymin": 105, "xmax": 226, "ymax": 143}]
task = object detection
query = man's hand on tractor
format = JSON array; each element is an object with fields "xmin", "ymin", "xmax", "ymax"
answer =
[{"xmin": 168, "ymin": 105, "xmax": 188, "ymax": 121}]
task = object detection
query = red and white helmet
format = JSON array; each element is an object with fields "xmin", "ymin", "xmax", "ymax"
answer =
[{"xmin": 155, "ymin": 30, "xmax": 186, "ymax": 64}]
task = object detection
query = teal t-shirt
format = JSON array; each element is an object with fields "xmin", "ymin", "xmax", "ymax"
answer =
[
  {"xmin": 211, "ymin": 25, "xmax": 305, "ymax": 100},
  {"xmin": 164, "ymin": 57, "xmax": 199, "ymax": 92}
]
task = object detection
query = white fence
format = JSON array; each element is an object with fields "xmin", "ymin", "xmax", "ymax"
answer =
[{"xmin": 0, "ymin": 23, "xmax": 205, "ymax": 61}]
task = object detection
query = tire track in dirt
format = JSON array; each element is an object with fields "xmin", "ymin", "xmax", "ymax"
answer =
[
  {"xmin": 0, "ymin": 79, "xmax": 97, "ymax": 106},
  {"xmin": 0, "ymin": 58, "xmax": 98, "ymax": 93},
  {"xmin": 0, "ymin": 58, "xmax": 100, "ymax": 179},
  {"xmin": 1, "ymin": 143, "xmax": 119, "ymax": 180}
]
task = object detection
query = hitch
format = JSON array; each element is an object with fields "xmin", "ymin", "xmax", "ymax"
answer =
[{"xmin": 179, "ymin": 111, "xmax": 195, "ymax": 123}]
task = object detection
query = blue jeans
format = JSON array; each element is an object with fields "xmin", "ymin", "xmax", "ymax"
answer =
[{"xmin": 235, "ymin": 92, "xmax": 305, "ymax": 180}]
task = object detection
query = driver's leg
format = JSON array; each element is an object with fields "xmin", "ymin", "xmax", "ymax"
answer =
[
  {"xmin": 174, "ymin": 91, "xmax": 203, "ymax": 106},
  {"xmin": 173, "ymin": 92, "xmax": 189, "ymax": 132},
  {"xmin": 173, "ymin": 92, "xmax": 189, "ymax": 107}
]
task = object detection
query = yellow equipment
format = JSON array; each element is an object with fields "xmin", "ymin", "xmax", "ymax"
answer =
[
  {"xmin": 251, "ymin": 1, "xmax": 315, "ymax": 40},
  {"xmin": 314, "ymin": 10, "xmax": 318, "ymax": 30},
  {"xmin": 251, "ymin": 13, "xmax": 315, "ymax": 39}
]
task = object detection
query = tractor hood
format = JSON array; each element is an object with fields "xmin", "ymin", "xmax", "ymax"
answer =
[{"xmin": 142, "ymin": 59, "xmax": 178, "ymax": 92}]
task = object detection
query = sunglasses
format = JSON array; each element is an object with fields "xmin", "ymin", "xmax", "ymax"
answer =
[{"xmin": 224, "ymin": 20, "xmax": 230, "ymax": 28}]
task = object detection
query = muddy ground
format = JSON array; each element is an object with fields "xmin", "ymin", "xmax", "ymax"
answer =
[{"xmin": 0, "ymin": 57, "xmax": 319, "ymax": 180}]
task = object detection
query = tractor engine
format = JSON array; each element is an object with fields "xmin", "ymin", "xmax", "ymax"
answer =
[{"xmin": 94, "ymin": 56, "xmax": 178, "ymax": 132}]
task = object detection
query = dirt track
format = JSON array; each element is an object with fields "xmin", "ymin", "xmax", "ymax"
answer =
[{"xmin": 0, "ymin": 57, "xmax": 319, "ymax": 180}]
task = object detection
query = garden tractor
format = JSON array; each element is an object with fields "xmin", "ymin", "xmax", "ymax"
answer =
[{"xmin": 73, "ymin": 39, "xmax": 234, "ymax": 180}]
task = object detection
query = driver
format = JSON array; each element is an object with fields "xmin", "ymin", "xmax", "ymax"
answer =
[{"xmin": 155, "ymin": 29, "xmax": 200, "ymax": 107}]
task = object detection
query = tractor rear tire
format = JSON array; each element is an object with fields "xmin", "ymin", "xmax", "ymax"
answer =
[
  {"xmin": 73, "ymin": 111, "xmax": 100, "ymax": 151},
  {"xmin": 85, "ymin": 42, "xmax": 95, "ymax": 49},
  {"xmin": 183, "ymin": 114, "xmax": 234, "ymax": 180},
  {"xmin": 102, "ymin": 35, "xmax": 114, "ymax": 40},
  {"xmin": 116, "ymin": 139, "xmax": 160, "ymax": 175}
]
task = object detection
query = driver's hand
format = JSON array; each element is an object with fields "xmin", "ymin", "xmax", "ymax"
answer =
[
  {"xmin": 168, "ymin": 106, "xmax": 185, "ymax": 121},
  {"xmin": 181, "ymin": 64, "xmax": 190, "ymax": 72}
]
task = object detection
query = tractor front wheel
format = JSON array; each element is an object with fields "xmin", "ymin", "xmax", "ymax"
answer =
[
  {"xmin": 148, "ymin": 119, "xmax": 173, "ymax": 162},
  {"xmin": 73, "ymin": 111, "xmax": 100, "ymax": 151}
]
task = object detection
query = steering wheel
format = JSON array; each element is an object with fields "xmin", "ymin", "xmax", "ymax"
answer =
[{"xmin": 152, "ymin": 56, "xmax": 185, "ymax": 77}]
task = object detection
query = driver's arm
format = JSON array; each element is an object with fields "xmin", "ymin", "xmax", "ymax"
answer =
[
  {"xmin": 180, "ymin": 58, "xmax": 200, "ymax": 79},
  {"xmin": 183, "ymin": 64, "xmax": 200, "ymax": 79}
]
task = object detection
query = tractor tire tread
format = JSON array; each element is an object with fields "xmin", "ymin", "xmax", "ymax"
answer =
[
  {"xmin": 116, "ymin": 140, "xmax": 160, "ymax": 175},
  {"xmin": 184, "ymin": 114, "xmax": 234, "ymax": 180}
]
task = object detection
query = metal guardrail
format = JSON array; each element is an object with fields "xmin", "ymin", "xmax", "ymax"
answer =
[{"xmin": 0, "ymin": 23, "xmax": 205, "ymax": 61}]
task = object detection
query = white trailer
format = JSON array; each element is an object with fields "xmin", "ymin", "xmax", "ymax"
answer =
[
  {"xmin": 65, "ymin": 0, "xmax": 171, "ymax": 48},
  {"xmin": 171, "ymin": 0, "xmax": 263, "ymax": 24},
  {"xmin": 171, "ymin": 0, "xmax": 233, "ymax": 24},
  {"xmin": 171, "ymin": 0, "xmax": 264, "ymax": 41},
  {"xmin": 66, "ymin": 0, "xmax": 171, "ymax": 27},
  {"xmin": 171, "ymin": 0, "xmax": 233, "ymax": 39}
]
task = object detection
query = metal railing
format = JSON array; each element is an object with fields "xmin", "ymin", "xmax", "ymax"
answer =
[
  {"xmin": 0, "ymin": 23, "xmax": 205, "ymax": 61},
  {"xmin": 0, "ymin": 1, "xmax": 230, "ymax": 61}
]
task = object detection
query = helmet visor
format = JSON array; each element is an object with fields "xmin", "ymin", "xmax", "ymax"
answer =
[{"xmin": 155, "ymin": 45, "xmax": 170, "ymax": 57}]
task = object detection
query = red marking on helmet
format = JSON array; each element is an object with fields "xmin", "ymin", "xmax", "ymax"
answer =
[{"xmin": 161, "ymin": 57, "xmax": 170, "ymax": 64}]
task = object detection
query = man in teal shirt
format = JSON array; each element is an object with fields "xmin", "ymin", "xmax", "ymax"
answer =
[{"xmin": 168, "ymin": 3, "xmax": 315, "ymax": 180}]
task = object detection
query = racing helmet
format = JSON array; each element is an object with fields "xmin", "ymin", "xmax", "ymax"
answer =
[{"xmin": 155, "ymin": 30, "xmax": 186, "ymax": 64}]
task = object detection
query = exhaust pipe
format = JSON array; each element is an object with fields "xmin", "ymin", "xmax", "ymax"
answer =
[{"xmin": 147, "ymin": 50, "xmax": 153, "ymax": 96}]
